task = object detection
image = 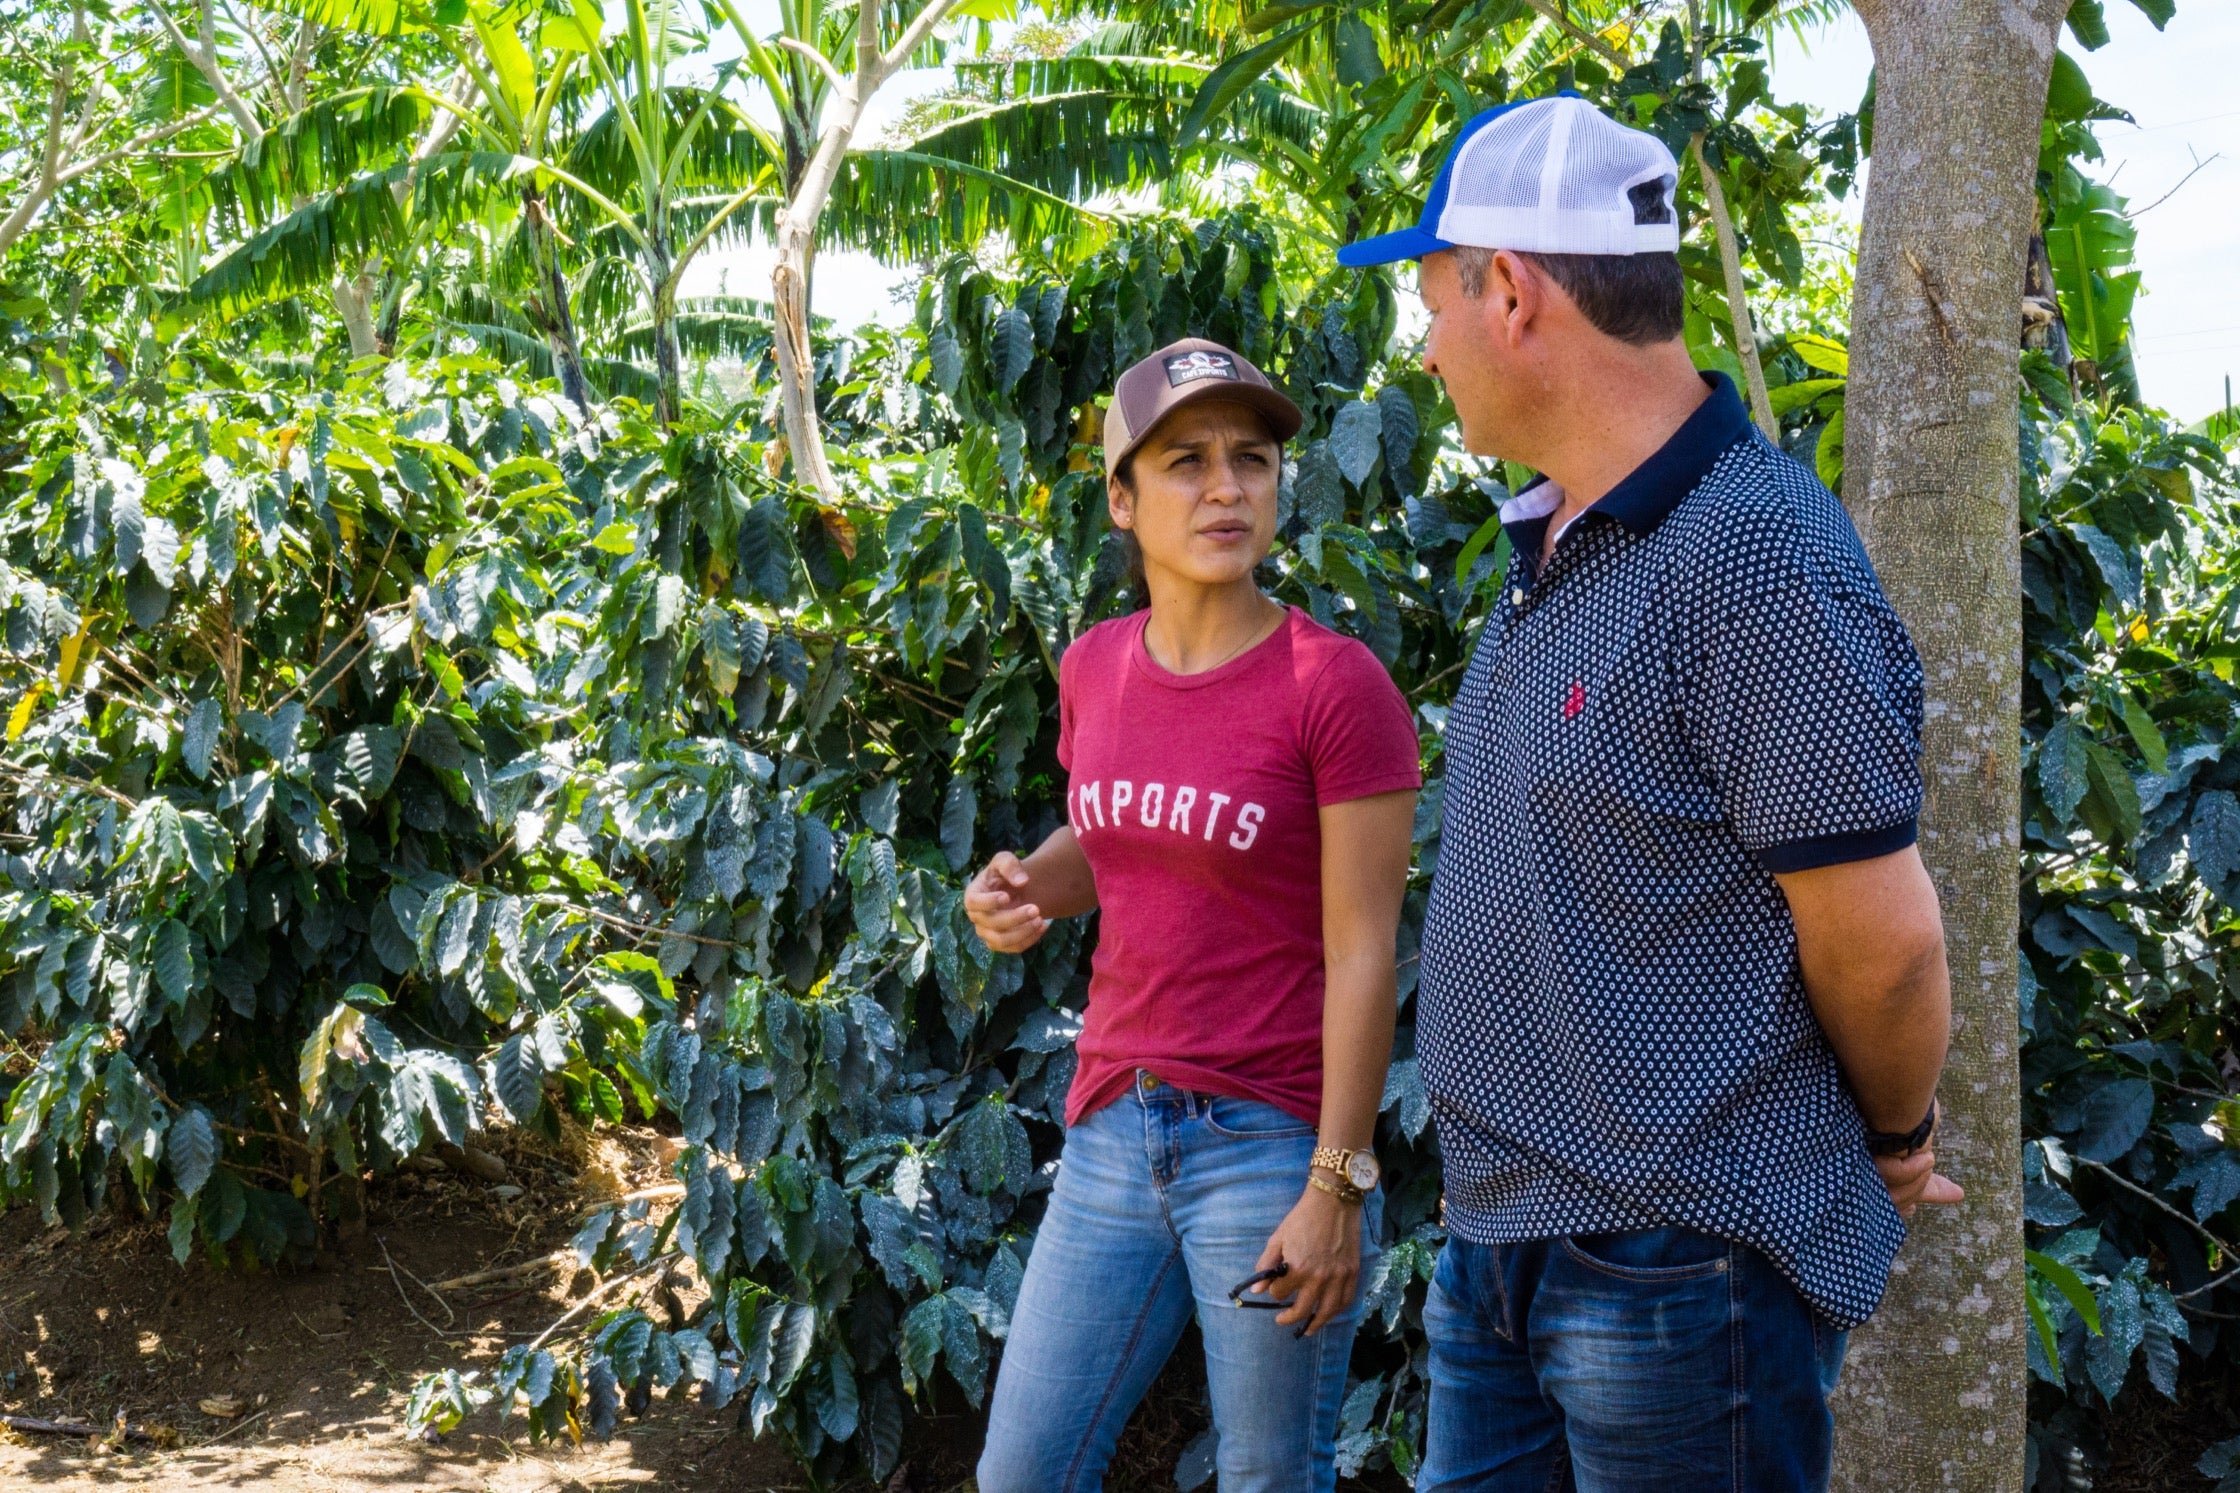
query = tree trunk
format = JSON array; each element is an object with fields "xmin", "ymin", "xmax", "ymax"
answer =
[
  {"xmin": 333, "ymin": 269, "xmax": 379, "ymax": 360},
  {"xmin": 647, "ymin": 238, "xmax": 683, "ymax": 427},
  {"xmin": 759, "ymin": 0, "xmax": 965, "ymax": 504},
  {"xmin": 771, "ymin": 89, "xmax": 862, "ymax": 504},
  {"xmin": 1690, "ymin": 136, "xmax": 1778, "ymax": 442},
  {"xmin": 1831, "ymin": 2, "xmax": 2068, "ymax": 1488},
  {"xmin": 544, "ymin": 257, "xmax": 594, "ymax": 417},
  {"xmin": 522, "ymin": 186, "xmax": 592, "ymax": 415},
  {"xmin": 772, "ymin": 220, "xmax": 840, "ymax": 500}
]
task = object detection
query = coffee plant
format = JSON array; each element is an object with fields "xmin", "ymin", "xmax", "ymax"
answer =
[
  {"xmin": 1, "ymin": 7, "xmax": 2234, "ymax": 1484},
  {"xmin": 0, "ymin": 210, "xmax": 1495, "ymax": 1482}
]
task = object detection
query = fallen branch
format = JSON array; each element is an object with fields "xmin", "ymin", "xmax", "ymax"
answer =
[
  {"xmin": 431, "ymin": 1250, "xmax": 574, "ymax": 1292},
  {"xmin": 378, "ymin": 1233, "xmax": 460, "ymax": 1336},
  {"xmin": 195, "ymin": 1409, "xmax": 269, "ymax": 1447},
  {"xmin": 1, "ymin": 1413, "xmax": 159, "ymax": 1443},
  {"xmin": 572, "ymin": 1183, "xmax": 685, "ymax": 1220},
  {"xmin": 438, "ymin": 1141, "xmax": 510, "ymax": 1183},
  {"xmin": 529, "ymin": 1251, "xmax": 680, "ymax": 1352}
]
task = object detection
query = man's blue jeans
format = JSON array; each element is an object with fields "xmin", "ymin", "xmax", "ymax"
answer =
[
  {"xmin": 1420, "ymin": 1228, "xmax": 1848, "ymax": 1492},
  {"xmin": 977, "ymin": 1072, "xmax": 1378, "ymax": 1493}
]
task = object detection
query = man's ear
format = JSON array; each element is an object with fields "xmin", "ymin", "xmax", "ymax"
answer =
[{"xmin": 1486, "ymin": 250, "xmax": 1539, "ymax": 345}]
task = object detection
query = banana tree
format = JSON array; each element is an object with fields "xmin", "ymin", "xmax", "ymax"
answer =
[
  {"xmin": 438, "ymin": 3, "xmax": 601, "ymax": 407},
  {"xmin": 183, "ymin": 0, "xmax": 737, "ymax": 415},
  {"xmin": 685, "ymin": 1, "xmax": 1262, "ymax": 502},
  {"xmin": 1087, "ymin": 0, "xmax": 1857, "ymax": 441},
  {"xmin": 2039, "ymin": 47, "xmax": 2141, "ymax": 401},
  {"xmin": 0, "ymin": 0, "xmax": 230, "ymax": 257},
  {"xmin": 686, "ymin": 0, "xmax": 976, "ymax": 501}
]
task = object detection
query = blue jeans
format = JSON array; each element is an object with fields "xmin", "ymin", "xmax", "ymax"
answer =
[
  {"xmin": 1421, "ymin": 1229, "xmax": 1848, "ymax": 1492},
  {"xmin": 978, "ymin": 1072, "xmax": 1379, "ymax": 1493}
]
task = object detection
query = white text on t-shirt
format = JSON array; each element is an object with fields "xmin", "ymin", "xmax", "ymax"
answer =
[{"xmin": 1069, "ymin": 779, "xmax": 1265, "ymax": 851}]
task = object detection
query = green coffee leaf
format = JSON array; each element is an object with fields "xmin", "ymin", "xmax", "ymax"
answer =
[
  {"xmin": 1329, "ymin": 400, "xmax": 1382, "ymax": 488},
  {"xmin": 182, "ymin": 698, "xmax": 222, "ymax": 780},
  {"xmin": 167, "ymin": 1106, "xmax": 218, "ymax": 1198}
]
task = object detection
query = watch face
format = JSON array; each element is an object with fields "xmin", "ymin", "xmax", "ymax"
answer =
[{"xmin": 1346, "ymin": 1152, "xmax": 1380, "ymax": 1191}]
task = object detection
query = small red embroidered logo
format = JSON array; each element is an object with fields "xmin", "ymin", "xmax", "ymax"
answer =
[{"xmin": 1563, "ymin": 682, "xmax": 1585, "ymax": 720}]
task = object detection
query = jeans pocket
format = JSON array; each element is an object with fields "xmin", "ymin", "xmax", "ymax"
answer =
[
  {"xmin": 1560, "ymin": 1226, "xmax": 1733, "ymax": 1283},
  {"xmin": 1428, "ymin": 1239, "xmax": 1511, "ymax": 1342},
  {"xmin": 1811, "ymin": 1312, "xmax": 1850, "ymax": 1396},
  {"xmin": 1201, "ymin": 1095, "xmax": 1316, "ymax": 1141}
]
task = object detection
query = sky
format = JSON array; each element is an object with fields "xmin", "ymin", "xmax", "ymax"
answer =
[{"xmin": 689, "ymin": 5, "xmax": 2240, "ymax": 423}]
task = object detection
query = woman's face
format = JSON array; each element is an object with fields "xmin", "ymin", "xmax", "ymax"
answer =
[{"xmin": 1109, "ymin": 400, "xmax": 1281, "ymax": 592}]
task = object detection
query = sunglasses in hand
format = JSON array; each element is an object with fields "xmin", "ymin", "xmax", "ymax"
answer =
[{"xmin": 1227, "ymin": 1264, "xmax": 1290, "ymax": 1310}]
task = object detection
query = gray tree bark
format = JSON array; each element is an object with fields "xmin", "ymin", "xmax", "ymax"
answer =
[
  {"xmin": 1833, "ymin": 2, "xmax": 2070, "ymax": 1488},
  {"xmin": 333, "ymin": 270, "xmax": 380, "ymax": 360}
]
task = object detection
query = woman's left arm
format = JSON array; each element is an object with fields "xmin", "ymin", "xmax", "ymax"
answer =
[{"xmin": 1254, "ymin": 788, "xmax": 1417, "ymax": 1333}]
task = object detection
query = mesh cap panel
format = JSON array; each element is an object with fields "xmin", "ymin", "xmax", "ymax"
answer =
[{"xmin": 1433, "ymin": 96, "xmax": 1679, "ymax": 256}]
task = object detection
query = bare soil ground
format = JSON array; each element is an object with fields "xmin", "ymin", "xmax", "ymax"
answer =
[
  {"xmin": 2095, "ymin": 1359, "xmax": 2240, "ymax": 1493},
  {"xmin": 0, "ymin": 1125, "xmax": 812, "ymax": 1493},
  {"xmin": 0, "ymin": 1123, "xmax": 1324, "ymax": 1493}
]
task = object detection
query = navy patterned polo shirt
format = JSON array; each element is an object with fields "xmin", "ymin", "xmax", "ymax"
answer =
[{"xmin": 1418, "ymin": 373, "xmax": 1925, "ymax": 1328}]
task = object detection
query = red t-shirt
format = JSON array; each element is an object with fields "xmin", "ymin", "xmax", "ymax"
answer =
[{"xmin": 1056, "ymin": 607, "xmax": 1422, "ymax": 1127}]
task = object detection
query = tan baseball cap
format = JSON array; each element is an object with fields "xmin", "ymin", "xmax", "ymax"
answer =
[{"xmin": 1102, "ymin": 338, "xmax": 1304, "ymax": 479}]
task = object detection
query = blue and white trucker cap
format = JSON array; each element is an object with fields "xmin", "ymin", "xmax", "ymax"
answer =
[{"xmin": 1338, "ymin": 95, "xmax": 1681, "ymax": 266}]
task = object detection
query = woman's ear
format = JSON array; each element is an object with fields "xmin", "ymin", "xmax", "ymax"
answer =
[{"xmin": 1107, "ymin": 474, "xmax": 1135, "ymax": 531}]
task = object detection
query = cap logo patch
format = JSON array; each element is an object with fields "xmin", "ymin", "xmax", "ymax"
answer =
[{"xmin": 1164, "ymin": 350, "xmax": 1239, "ymax": 387}]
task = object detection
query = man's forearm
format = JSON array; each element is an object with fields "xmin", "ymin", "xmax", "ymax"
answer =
[
  {"xmin": 1777, "ymin": 846, "xmax": 1953, "ymax": 1133},
  {"xmin": 1804, "ymin": 944, "xmax": 1950, "ymax": 1132}
]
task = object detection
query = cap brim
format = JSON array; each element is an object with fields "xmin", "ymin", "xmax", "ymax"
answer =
[
  {"xmin": 1105, "ymin": 382, "xmax": 1304, "ymax": 478},
  {"xmin": 1336, "ymin": 225, "xmax": 1452, "ymax": 267}
]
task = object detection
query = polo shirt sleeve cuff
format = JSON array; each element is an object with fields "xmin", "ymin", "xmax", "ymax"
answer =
[{"xmin": 1754, "ymin": 817, "xmax": 1917, "ymax": 874}]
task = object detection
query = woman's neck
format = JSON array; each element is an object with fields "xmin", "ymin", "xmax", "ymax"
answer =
[{"xmin": 1140, "ymin": 574, "xmax": 1284, "ymax": 675}]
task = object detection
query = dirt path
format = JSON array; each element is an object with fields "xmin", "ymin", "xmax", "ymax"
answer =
[{"xmin": 0, "ymin": 1132, "xmax": 813, "ymax": 1492}]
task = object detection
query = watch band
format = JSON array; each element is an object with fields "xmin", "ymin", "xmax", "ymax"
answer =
[
  {"xmin": 1308, "ymin": 1171, "xmax": 1365, "ymax": 1206},
  {"xmin": 1311, "ymin": 1146, "xmax": 1356, "ymax": 1176},
  {"xmin": 1865, "ymin": 1100, "xmax": 1939, "ymax": 1158}
]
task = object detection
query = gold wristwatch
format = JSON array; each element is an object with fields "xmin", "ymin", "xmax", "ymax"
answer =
[{"xmin": 1310, "ymin": 1146, "xmax": 1380, "ymax": 1205}]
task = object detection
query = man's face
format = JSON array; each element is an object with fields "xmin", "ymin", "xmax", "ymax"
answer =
[{"xmin": 1418, "ymin": 249, "xmax": 1529, "ymax": 463}]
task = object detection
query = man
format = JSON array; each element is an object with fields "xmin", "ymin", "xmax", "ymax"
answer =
[{"xmin": 1337, "ymin": 95, "xmax": 1963, "ymax": 1488}]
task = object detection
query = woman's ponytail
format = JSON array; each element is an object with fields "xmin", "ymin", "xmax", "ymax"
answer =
[{"xmin": 1113, "ymin": 458, "xmax": 1150, "ymax": 611}]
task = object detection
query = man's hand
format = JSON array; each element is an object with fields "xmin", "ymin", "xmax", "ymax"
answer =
[
  {"xmin": 964, "ymin": 851, "xmax": 1049, "ymax": 953},
  {"xmin": 1250, "ymin": 1184, "xmax": 1362, "ymax": 1335},
  {"xmin": 1875, "ymin": 1104, "xmax": 1964, "ymax": 1219},
  {"xmin": 1877, "ymin": 1148, "xmax": 1964, "ymax": 1218}
]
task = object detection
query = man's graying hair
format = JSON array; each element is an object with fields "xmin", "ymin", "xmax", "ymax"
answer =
[{"xmin": 1449, "ymin": 180, "xmax": 1685, "ymax": 345}]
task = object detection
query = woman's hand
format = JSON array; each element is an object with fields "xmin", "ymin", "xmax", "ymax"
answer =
[
  {"xmin": 1249, "ymin": 1183, "xmax": 1362, "ymax": 1335},
  {"xmin": 964, "ymin": 852, "xmax": 1050, "ymax": 953}
]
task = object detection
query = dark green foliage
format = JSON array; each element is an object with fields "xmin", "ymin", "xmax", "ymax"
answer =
[
  {"xmin": 0, "ymin": 208, "xmax": 1494, "ymax": 1481},
  {"xmin": 2014, "ymin": 393, "xmax": 2240, "ymax": 1485},
  {"xmin": 3, "ymin": 1, "xmax": 2231, "ymax": 1482},
  {"xmin": 24, "ymin": 195, "xmax": 2231, "ymax": 1484}
]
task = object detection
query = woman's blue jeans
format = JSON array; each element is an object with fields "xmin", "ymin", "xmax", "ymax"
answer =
[
  {"xmin": 1419, "ymin": 1228, "xmax": 1849, "ymax": 1492},
  {"xmin": 977, "ymin": 1071, "xmax": 1379, "ymax": 1493}
]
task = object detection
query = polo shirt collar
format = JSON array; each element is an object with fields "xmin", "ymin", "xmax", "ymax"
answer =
[{"xmin": 1499, "ymin": 372, "xmax": 1754, "ymax": 564}]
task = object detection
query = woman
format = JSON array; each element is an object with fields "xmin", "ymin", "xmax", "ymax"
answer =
[{"xmin": 968, "ymin": 338, "xmax": 1420, "ymax": 1492}]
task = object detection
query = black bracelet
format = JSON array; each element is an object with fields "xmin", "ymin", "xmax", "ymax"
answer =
[{"xmin": 1864, "ymin": 1101, "xmax": 1938, "ymax": 1158}]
